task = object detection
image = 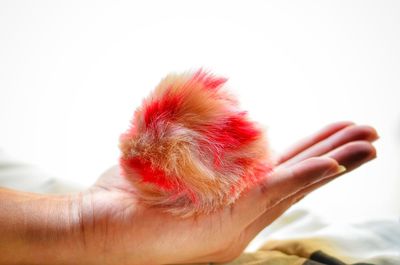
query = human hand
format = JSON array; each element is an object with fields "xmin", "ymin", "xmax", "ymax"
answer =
[
  {"xmin": 76, "ymin": 121, "xmax": 377, "ymax": 264},
  {"xmin": 0, "ymin": 122, "xmax": 378, "ymax": 265}
]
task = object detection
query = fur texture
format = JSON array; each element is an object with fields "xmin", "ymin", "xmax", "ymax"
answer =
[{"xmin": 119, "ymin": 70, "xmax": 272, "ymax": 216}]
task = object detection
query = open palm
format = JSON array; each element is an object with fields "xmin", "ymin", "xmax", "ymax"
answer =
[{"xmin": 79, "ymin": 122, "xmax": 377, "ymax": 265}]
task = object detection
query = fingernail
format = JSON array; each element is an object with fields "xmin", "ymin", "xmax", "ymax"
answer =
[
  {"xmin": 337, "ymin": 165, "xmax": 346, "ymax": 174},
  {"xmin": 326, "ymin": 164, "xmax": 346, "ymax": 176}
]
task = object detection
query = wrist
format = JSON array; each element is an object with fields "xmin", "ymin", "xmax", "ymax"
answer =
[
  {"xmin": 28, "ymin": 193, "xmax": 87, "ymax": 264},
  {"xmin": 0, "ymin": 189, "xmax": 92, "ymax": 265}
]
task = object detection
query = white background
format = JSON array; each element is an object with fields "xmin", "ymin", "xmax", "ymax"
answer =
[{"xmin": 0, "ymin": 0, "xmax": 399, "ymax": 222}]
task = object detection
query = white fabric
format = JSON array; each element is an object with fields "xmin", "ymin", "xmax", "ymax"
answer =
[{"xmin": 0, "ymin": 149, "xmax": 81, "ymax": 193}]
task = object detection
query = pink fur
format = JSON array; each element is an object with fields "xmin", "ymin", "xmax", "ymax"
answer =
[{"xmin": 119, "ymin": 70, "xmax": 272, "ymax": 216}]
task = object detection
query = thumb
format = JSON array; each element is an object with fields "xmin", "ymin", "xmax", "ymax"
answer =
[{"xmin": 233, "ymin": 157, "xmax": 344, "ymax": 227}]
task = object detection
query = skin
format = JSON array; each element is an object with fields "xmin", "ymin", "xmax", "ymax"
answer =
[{"xmin": 0, "ymin": 121, "xmax": 378, "ymax": 265}]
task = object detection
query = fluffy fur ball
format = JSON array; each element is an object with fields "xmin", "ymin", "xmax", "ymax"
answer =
[{"xmin": 119, "ymin": 70, "xmax": 272, "ymax": 216}]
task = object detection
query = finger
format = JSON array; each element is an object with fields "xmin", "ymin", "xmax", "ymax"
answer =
[
  {"xmin": 244, "ymin": 141, "xmax": 376, "ymax": 240},
  {"xmin": 233, "ymin": 157, "xmax": 342, "ymax": 226},
  {"xmin": 282, "ymin": 141, "xmax": 376, "ymax": 206},
  {"xmin": 280, "ymin": 125, "xmax": 378, "ymax": 168},
  {"xmin": 277, "ymin": 121, "xmax": 354, "ymax": 164},
  {"xmin": 323, "ymin": 140, "xmax": 377, "ymax": 171}
]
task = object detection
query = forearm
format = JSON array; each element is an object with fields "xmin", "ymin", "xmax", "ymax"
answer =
[{"xmin": 0, "ymin": 188, "xmax": 85, "ymax": 265}]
